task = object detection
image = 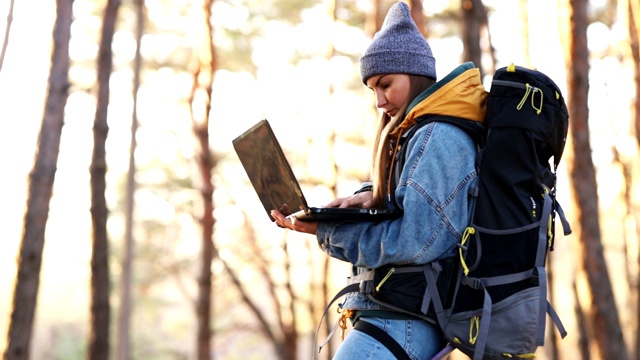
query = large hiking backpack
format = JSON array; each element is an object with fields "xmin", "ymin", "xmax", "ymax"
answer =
[
  {"xmin": 316, "ymin": 64, "xmax": 572, "ymax": 360},
  {"xmin": 426, "ymin": 64, "xmax": 572, "ymax": 360}
]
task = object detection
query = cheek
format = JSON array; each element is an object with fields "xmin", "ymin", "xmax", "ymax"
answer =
[{"xmin": 389, "ymin": 87, "xmax": 411, "ymax": 108}]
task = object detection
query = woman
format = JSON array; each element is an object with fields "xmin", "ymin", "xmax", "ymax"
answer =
[{"xmin": 271, "ymin": 2, "xmax": 487, "ymax": 359}]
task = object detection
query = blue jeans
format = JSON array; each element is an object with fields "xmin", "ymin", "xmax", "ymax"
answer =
[{"xmin": 333, "ymin": 317, "xmax": 445, "ymax": 360}]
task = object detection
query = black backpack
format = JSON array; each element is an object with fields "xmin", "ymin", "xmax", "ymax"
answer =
[
  {"xmin": 315, "ymin": 64, "xmax": 572, "ymax": 360},
  {"xmin": 425, "ymin": 64, "xmax": 572, "ymax": 360}
]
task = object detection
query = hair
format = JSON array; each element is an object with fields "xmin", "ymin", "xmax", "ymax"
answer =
[{"xmin": 369, "ymin": 74, "xmax": 437, "ymax": 208}]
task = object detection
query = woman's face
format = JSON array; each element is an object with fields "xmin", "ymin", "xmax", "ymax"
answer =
[{"xmin": 366, "ymin": 74, "xmax": 411, "ymax": 118}]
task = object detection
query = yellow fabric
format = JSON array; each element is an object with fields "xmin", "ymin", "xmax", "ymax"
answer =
[{"xmin": 390, "ymin": 67, "xmax": 488, "ymax": 137}]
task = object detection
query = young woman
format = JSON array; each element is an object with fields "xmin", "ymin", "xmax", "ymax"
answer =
[{"xmin": 271, "ymin": 2, "xmax": 487, "ymax": 359}]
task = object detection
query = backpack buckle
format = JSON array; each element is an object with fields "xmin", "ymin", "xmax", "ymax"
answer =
[
  {"xmin": 463, "ymin": 277, "xmax": 483, "ymax": 290},
  {"xmin": 531, "ymin": 273, "xmax": 540, "ymax": 286},
  {"xmin": 359, "ymin": 280, "xmax": 374, "ymax": 294}
]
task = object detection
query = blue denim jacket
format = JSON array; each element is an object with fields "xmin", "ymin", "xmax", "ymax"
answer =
[{"xmin": 316, "ymin": 63, "xmax": 487, "ymax": 311}]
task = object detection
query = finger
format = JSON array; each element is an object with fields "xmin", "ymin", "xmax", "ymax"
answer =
[
  {"xmin": 325, "ymin": 198, "xmax": 344, "ymax": 208},
  {"xmin": 271, "ymin": 210, "xmax": 285, "ymax": 225}
]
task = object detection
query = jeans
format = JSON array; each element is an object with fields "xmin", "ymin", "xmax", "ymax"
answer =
[{"xmin": 333, "ymin": 317, "xmax": 446, "ymax": 360}]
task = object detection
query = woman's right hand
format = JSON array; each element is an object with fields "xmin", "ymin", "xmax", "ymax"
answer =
[{"xmin": 325, "ymin": 191, "xmax": 373, "ymax": 209}]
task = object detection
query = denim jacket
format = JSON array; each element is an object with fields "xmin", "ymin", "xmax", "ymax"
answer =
[{"xmin": 316, "ymin": 63, "xmax": 488, "ymax": 311}]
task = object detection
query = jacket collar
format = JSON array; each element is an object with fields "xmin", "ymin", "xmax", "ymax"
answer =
[{"xmin": 390, "ymin": 62, "xmax": 488, "ymax": 137}]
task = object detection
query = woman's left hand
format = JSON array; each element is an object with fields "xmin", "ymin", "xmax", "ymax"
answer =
[{"xmin": 271, "ymin": 210, "xmax": 318, "ymax": 235}]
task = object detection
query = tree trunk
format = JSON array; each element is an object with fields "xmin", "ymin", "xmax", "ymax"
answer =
[
  {"xmin": 631, "ymin": 0, "xmax": 640, "ymax": 148},
  {"xmin": 117, "ymin": 0, "xmax": 143, "ymax": 359},
  {"xmin": 628, "ymin": 0, "xmax": 640, "ymax": 358},
  {"xmin": 89, "ymin": 0, "xmax": 121, "ymax": 359},
  {"xmin": 460, "ymin": 0, "xmax": 483, "ymax": 73},
  {"xmin": 573, "ymin": 280, "xmax": 591, "ymax": 360},
  {"xmin": 3, "ymin": 0, "xmax": 72, "ymax": 358},
  {"xmin": 0, "ymin": 0, "xmax": 14, "ymax": 72},
  {"xmin": 567, "ymin": 0, "xmax": 629, "ymax": 359},
  {"xmin": 408, "ymin": 0, "xmax": 425, "ymax": 37},
  {"xmin": 189, "ymin": 0, "xmax": 217, "ymax": 358}
]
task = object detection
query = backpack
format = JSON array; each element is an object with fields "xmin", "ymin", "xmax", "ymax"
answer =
[
  {"xmin": 315, "ymin": 64, "xmax": 572, "ymax": 360},
  {"xmin": 425, "ymin": 64, "xmax": 573, "ymax": 360}
]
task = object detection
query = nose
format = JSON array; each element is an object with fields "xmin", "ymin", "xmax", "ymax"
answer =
[{"xmin": 375, "ymin": 90, "xmax": 387, "ymax": 109}]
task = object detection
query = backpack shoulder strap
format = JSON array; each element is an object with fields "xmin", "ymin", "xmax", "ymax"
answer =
[{"xmin": 391, "ymin": 115, "xmax": 484, "ymax": 207}]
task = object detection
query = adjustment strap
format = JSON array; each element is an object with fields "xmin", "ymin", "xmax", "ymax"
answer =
[
  {"xmin": 547, "ymin": 302, "xmax": 568, "ymax": 339},
  {"xmin": 314, "ymin": 282, "xmax": 361, "ymax": 356}
]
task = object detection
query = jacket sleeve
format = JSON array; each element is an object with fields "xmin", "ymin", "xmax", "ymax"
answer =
[{"xmin": 316, "ymin": 123, "xmax": 477, "ymax": 269}]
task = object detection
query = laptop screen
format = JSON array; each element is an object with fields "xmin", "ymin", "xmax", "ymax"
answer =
[{"xmin": 232, "ymin": 120, "xmax": 308, "ymax": 221}]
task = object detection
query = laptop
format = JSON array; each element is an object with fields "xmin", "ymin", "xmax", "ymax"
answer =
[{"xmin": 232, "ymin": 119, "xmax": 401, "ymax": 222}]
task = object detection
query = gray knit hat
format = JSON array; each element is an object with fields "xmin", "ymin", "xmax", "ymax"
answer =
[{"xmin": 360, "ymin": 2, "xmax": 436, "ymax": 84}]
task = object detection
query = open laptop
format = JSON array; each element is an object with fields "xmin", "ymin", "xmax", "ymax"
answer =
[{"xmin": 232, "ymin": 120, "xmax": 401, "ymax": 222}]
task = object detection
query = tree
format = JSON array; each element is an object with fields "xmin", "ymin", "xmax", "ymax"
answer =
[
  {"xmin": 460, "ymin": 0, "xmax": 485, "ymax": 75},
  {"xmin": 117, "ymin": 0, "xmax": 143, "ymax": 358},
  {"xmin": 188, "ymin": 0, "xmax": 217, "ymax": 358},
  {"xmin": 630, "ymin": 0, "xmax": 640, "ymax": 148},
  {"xmin": 566, "ymin": 0, "xmax": 629, "ymax": 359},
  {"xmin": 0, "ymin": 0, "xmax": 14, "ymax": 72},
  {"xmin": 627, "ymin": 0, "xmax": 640, "ymax": 357},
  {"xmin": 3, "ymin": 0, "xmax": 72, "ymax": 358},
  {"xmin": 90, "ymin": 0, "xmax": 121, "ymax": 359}
]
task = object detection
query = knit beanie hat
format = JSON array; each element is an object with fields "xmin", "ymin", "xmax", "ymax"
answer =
[{"xmin": 360, "ymin": 2, "xmax": 436, "ymax": 84}]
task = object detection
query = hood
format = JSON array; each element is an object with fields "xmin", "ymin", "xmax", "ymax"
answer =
[{"xmin": 391, "ymin": 62, "xmax": 488, "ymax": 136}]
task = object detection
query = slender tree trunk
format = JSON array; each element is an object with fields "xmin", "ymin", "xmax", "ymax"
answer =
[
  {"xmin": 460, "ymin": 0, "xmax": 483, "ymax": 73},
  {"xmin": 3, "ymin": 1, "xmax": 71, "ymax": 359},
  {"xmin": 0, "ymin": 0, "xmax": 14, "ymax": 72},
  {"xmin": 189, "ymin": 0, "xmax": 217, "ymax": 358},
  {"xmin": 408, "ymin": 0, "xmax": 425, "ymax": 37},
  {"xmin": 573, "ymin": 280, "xmax": 591, "ymax": 360},
  {"xmin": 631, "ymin": 0, "xmax": 640, "ymax": 148},
  {"xmin": 117, "ymin": 0, "xmax": 143, "ymax": 359},
  {"xmin": 627, "ymin": 0, "xmax": 640, "ymax": 358},
  {"xmin": 319, "ymin": 0, "xmax": 338, "ymax": 356},
  {"xmin": 567, "ymin": 0, "xmax": 629, "ymax": 359},
  {"xmin": 89, "ymin": 0, "xmax": 121, "ymax": 359}
]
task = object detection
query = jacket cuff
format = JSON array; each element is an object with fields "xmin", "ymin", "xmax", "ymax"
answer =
[{"xmin": 354, "ymin": 182, "xmax": 373, "ymax": 194}]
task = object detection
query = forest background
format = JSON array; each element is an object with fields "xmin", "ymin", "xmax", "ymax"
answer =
[{"xmin": 0, "ymin": 0, "xmax": 638, "ymax": 359}]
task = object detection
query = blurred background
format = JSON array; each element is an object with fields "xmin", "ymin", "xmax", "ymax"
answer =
[{"xmin": 0, "ymin": 0, "xmax": 637, "ymax": 359}]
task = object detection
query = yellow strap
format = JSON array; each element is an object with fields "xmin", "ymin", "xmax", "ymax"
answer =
[
  {"xmin": 459, "ymin": 227, "xmax": 475, "ymax": 276},
  {"xmin": 501, "ymin": 353, "xmax": 537, "ymax": 359},
  {"xmin": 516, "ymin": 354, "xmax": 537, "ymax": 358},
  {"xmin": 507, "ymin": 63, "xmax": 516, "ymax": 72},
  {"xmin": 375, "ymin": 267, "xmax": 395, "ymax": 292},
  {"xmin": 531, "ymin": 87, "xmax": 543, "ymax": 115},
  {"xmin": 516, "ymin": 84, "xmax": 531, "ymax": 110},
  {"xmin": 469, "ymin": 315, "xmax": 480, "ymax": 344},
  {"xmin": 516, "ymin": 83, "xmax": 544, "ymax": 115}
]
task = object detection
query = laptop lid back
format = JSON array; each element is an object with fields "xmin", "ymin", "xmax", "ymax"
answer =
[{"xmin": 232, "ymin": 120, "xmax": 308, "ymax": 221}]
